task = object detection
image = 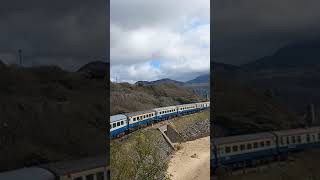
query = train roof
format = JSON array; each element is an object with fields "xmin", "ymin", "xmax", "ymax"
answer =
[
  {"xmin": 40, "ymin": 156, "xmax": 108, "ymax": 176},
  {"xmin": 110, "ymin": 114, "xmax": 127, "ymax": 123},
  {"xmin": 0, "ymin": 167, "xmax": 55, "ymax": 180},
  {"xmin": 125, "ymin": 109, "xmax": 156, "ymax": 117},
  {"xmin": 213, "ymin": 132, "xmax": 274, "ymax": 145},
  {"xmin": 273, "ymin": 126, "xmax": 320, "ymax": 136},
  {"xmin": 176, "ymin": 103, "xmax": 197, "ymax": 107},
  {"xmin": 153, "ymin": 106, "xmax": 177, "ymax": 111}
]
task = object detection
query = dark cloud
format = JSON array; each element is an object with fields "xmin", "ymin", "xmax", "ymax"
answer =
[
  {"xmin": 0, "ymin": 0, "xmax": 108, "ymax": 71},
  {"xmin": 213, "ymin": 0, "xmax": 320, "ymax": 65}
]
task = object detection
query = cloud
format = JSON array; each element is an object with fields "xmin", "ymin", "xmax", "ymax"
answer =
[
  {"xmin": 0, "ymin": 0, "xmax": 108, "ymax": 71},
  {"xmin": 213, "ymin": 0, "xmax": 320, "ymax": 65},
  {"xmin": 111, "ymin": 0, "xmax": 210, "ymax": 82}
]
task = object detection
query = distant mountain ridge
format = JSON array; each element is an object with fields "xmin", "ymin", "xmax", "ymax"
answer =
[
  {"xmin": 0, "ymin": 60, "xmax": 5, "ymax": 68},
  {"xmin": 135, "ymin": 78, "xmax": 185, "ymax": 86},
  {"xmin": 186, "ymin": 74, "xmax": 209, "ymax": 84},
  {"xmin": 77, "ymin": 61, "xmax": 108, "ymax": 79},
  {"xmin": 212, "ymin": 61, "xmax": 239, "ymax": 72},
  {"xmin": 244, "ymin": 39, "xmax": 320, "ymax": 71}
]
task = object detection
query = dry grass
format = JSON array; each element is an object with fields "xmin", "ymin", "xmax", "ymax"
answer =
[
  {"xmin": 170, "ymin": 110, "xmax": 210, "ymax": 133},
  {"xmin": 223, "ymin": 149, "xmax": 320, "ymax": 180}
]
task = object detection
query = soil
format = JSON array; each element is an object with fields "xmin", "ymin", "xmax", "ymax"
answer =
[{"xmin": 167, "ymin": 136, "xmax": 210, "ymax": 180}]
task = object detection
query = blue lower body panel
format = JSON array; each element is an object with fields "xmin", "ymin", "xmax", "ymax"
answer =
[
  {"xmin": 218, "ymin": 148, "xmax": 276, "ymax": 165},
  {"xmin": 157, "ymin": 112, "xmax": 178, "ymax": 121},
  {"xmin": 110, "ymin": 126, "xmax": 128, "ymax": 138},
  {"xmin": 178, "ymin": 109, "xmax": 198, "ymax": 115}
]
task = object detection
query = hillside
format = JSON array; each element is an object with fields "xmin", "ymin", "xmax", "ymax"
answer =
[
  {"xmin": 212, "ymin": 72, "xmax": 300, "ymax": 137},
  {"xmin": 243, "ymin": 40, "xmax": 320, "ymax": 71},
  {"xmin": 77, "ymin": 61, "xmax": 108, "ymax": 79},
  {"xmin": 135, "ymin": 78, "xmax": 185, "ymax": 86},
  {"xmin": 110, "ymin": 82, "xmax": 205, "ymax": 115},
  {"xmin": 186, "ymin": 74, "xmax": 209, "ymax": 84},
  {"xmin": 0, "ymin": 65, "xmax": 107, "ymax": 172}
]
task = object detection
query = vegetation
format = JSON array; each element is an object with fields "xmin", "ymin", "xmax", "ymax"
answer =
[
  {"xmin": 212, "ymin": 73, "xmax": 300, "ymax": 137},
  {"xmin": 111, "ymin": 82, "xmax": 205, "ymax": 115},
  {"xmin": 224, "ymin": 150, "xmax": 320, "ymax": 180},
  {"xmin": 111, "ymin": 130, "xmax": 171, "ymax": 180},
  {"xmin": 170, "ymin": 110, "xmax": 210, "ymax": 133},
  {"xmin": 0, "ymin": 65, "xmax": 107, "ymax": 171}
]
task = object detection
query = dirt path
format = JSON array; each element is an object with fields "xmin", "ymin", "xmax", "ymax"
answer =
[{"xmin": 167, "ymin": 136, "xmax": 210, "ymax": 180}]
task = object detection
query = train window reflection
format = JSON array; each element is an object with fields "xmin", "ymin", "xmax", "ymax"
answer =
[
  {"xmin": 232, "ymin": 145, "xmax": 238, "ymax": 152},
  {"xmin": 225, "ymin": 146, "xmax": 231, "ymax": 153}
]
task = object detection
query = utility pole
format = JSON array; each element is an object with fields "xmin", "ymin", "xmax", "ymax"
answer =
[{"xmin": 18, "ymin": 49, "xmax": 22, "ymax": 66}]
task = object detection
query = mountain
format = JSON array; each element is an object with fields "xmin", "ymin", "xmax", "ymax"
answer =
[
  {"xmin": 0, "ymin": 60, "xmax": 5, "ymax": 68},
  {"xmin": 77, "ymin": 61, "xmax": 108, "ymax": 79},
  {"xmin": 244, "ymin": 40, "xmax": 320, "ymax": 71},
  {"xmin": 212, "ymin": 61, "xmax": 240, "ymax": 73},
  {"xmin": 0, "ymin": 64, "xmax": 107, "ymax": 171},
  {"xmin": 111, "ymin": 81, "xmax": 205, "ymax": 115},
  {"xmin": 186, "ymin": 74, "xmax": 209, "ymax": 84},
  {"xmin": 135, "ymin": 78, "xmax": 185, "ymax": 86}
]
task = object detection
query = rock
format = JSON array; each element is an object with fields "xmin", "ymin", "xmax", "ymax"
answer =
[{"xmin": 191, "ymin": 154, "xmax": 198, "ymax": 158}]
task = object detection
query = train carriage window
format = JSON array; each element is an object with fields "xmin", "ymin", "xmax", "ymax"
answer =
[
  {"xmin": 286, "ymin": 136, "xmax": 290, "ymax": 144},
  {"xmin": 247, "ymin": 143, "xmax": 252, "ymax": 150},
  {"xmin": 96, "ymin": 172, "xmax": 105, "ymax": 180},
  {"xmin": 318, "ymin": 133, "xmax": 320, "ymax": 140},
  {"xmin": 225, "ymin": 146, "xmax": 231, "ymax": 153},
  {"xmin": 240, "ymin": 144, "xmax": 245, "ymax": 151},
  {"xmin": 260, "ymin": 141, "xmax": 265, "ymax": 147},
  {"xmin": 73, "ymin": 177, "xmax": 83, "ymax": 180},
  {"xmin": 266, "ymin": 141, "xmax": 271, "ymax": 146},
  {"xmin": 86, "ymin": 174, "xmax": 94, "ymax": 180},
  {"xmin": 280, "ymin": 137, "xmax": 284, "ymax": 145},
  {"xmin": 232, "ymin": 145, "xmax": 238, "ymax": 152},
  {"xmin": 253, "ymin": 142, "xmax": 258, "ymax": 148},
  {"xmin": 112, "ymin": 123, "xmax": 116, "ymax": 128},
  {"xmin": 292, "ymin": 136, "xmax": 296, "ymax": 143},
  {"xmin": 307, "ymin": 134, "xmax": 310, "ymax": 142},
  {"xmin": 297, "ymin": 136, "xmax": 301, "ymax": 143},
  {"xmin": 121, "ymin": 121, "xmax": 124, "ymax": 125},
  {"xmin": 312, "ymin": 134, "xmax": 316, "ymax": 141},
  {"xmin": 117, "ymin": 122, "xmax": 120, "ymax": 126}
]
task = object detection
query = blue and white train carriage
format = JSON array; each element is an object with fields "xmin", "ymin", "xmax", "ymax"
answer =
[
  {"xmin": 212, "ymin": 132, "xmax": 277, "ymax": 171},
  {"xmin": 110, "ymin": 114, "xmax": 128, "ymax": 138},
  {"xmin": 109, "ymin": 101, "xmax": 210, "ymax": 139},
  {"xmin": 126, "ymin": 110, "xmax": 156, "ymax": 129},
  {"xmin": 274, "ymin": 127, "xmax": 320, "ymax": 154},
  {"xmin": 176, "ymin": 103, "xmax": 198, "ymax": 115},
  {"xmin": 153, "ymin": 106, "xmax": 178, "ymax": 121}
]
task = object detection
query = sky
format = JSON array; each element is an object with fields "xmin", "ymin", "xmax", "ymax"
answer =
[
  {"xmin": 0, "ymin": 0, "xmax": 108, "ymax": 71},
  {"xmin": 110, "ymin": 0, "xmax": 210, "ymax": 83},
  {"xmin": 213, "ymin": 0, "xmax": 320, "ymax": 65}
]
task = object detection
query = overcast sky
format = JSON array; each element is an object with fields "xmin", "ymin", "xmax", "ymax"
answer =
[
  {"xmin": 0, "ymin": 0, "xmax": 107, "ymax": 71},
  {"xmin": 110, "ymin": 0, "xmax": 210, "ymax": 83},
  {"xmin": 213, "ymin": 0, "xmax": 320, "ymax": 65}
]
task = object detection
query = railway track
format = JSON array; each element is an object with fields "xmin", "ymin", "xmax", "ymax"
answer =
[{"xmin": 110, "ymin": 109, "xmax": 209, "ymax": 142}]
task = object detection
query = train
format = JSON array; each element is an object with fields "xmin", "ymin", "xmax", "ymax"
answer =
[
  {"xmin": 212, "ymin": 126, "xmax": 320, "ymax": 174},
  {"xmin": 0, "ymin": 156, "xmax": 109, "ymax": 180},
  {"xmin": 110, "ymin": 101, "xmax": 210, "ymax": 138}
]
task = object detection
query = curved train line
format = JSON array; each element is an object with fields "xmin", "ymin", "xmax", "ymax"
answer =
[
  {"xmin": 212, "ymin": 126, "xmax": 320, "ymax": 174},
  {"xmin": 110, "ymin": 101, "xmax": 210, "ymax": 139}
]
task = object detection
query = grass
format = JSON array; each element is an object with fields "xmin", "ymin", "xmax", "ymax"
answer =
[
  {"xmin": 223, "ymin": 149, "xmax": 320, "ymax": 180},
  {"xmin": 170, "ymin": 110, "xmax": 210, "ymax": 133},
  {"xmin": 110, "ymin": 129, "xmax": 171, "ymax": 180}
]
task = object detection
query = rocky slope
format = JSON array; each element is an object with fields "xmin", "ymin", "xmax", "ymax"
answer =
[
  {"xmin": 111, "ymin": 82, "xmax": 205, "ymax": 115},
  {"xmin": 0, "ymin": 64, "xmax": 107, "ymax": 172}
]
